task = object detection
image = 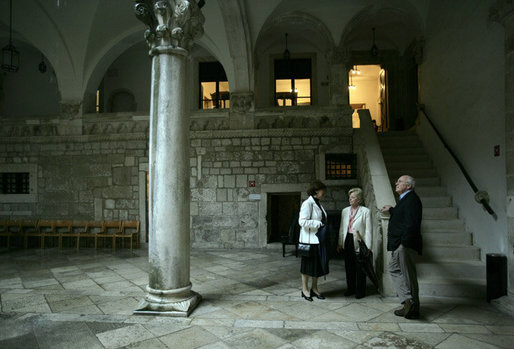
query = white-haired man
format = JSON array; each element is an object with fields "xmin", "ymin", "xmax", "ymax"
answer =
[{"xmin": 382, "ymin": 175, "xmax": 423, "ymax": 319}]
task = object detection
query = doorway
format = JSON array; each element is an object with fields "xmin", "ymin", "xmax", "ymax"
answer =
[
  {"xmin": 268, "ymin": 193, "xmax": 301, "ymax": 243},
  {"xmin": 348, "ymin": 65, "xmax": 388, "ymax": 131}
]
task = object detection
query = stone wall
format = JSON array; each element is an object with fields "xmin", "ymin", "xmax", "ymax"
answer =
[
  {"xmin": 0, "ymin": 134, "xmax": 147, "ymax": 222},
  {"xmin": 0, "ymin": 111, "xmax": 355, "ymax": 248},
  {"xmin": 189, "ymin": 128, "xmax": 354, "ymax": 248}
]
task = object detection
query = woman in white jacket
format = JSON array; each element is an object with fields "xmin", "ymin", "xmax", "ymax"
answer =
[
  {"xmin": 338, "ymin": 187, "xmax": 372, "ymax": 299},
  {"xmin": 299, "ymin": 180, "xmax": 328, "ymax": 302}
]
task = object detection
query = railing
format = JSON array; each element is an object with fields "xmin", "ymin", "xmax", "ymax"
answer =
[
  {"xmin": 418, "ymin": 104, "xmax": 497, "ymax": 219},
  {"xmin": 355, "ymin": 109, "xmax": 397, "ymax": 296}
]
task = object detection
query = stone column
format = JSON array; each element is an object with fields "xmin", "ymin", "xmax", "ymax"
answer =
[
  {"xmin": 133, "ymin": 0, "xmax": 204, "ymax": 317},
  {"xmin": 492, "ymin": 0, "xmax": 514, "ymax": 293}
]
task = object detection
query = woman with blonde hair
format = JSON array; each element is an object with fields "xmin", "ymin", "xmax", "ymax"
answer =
[
  {"xmin": 298, "ymin": 180, "xmax": 328, "ymax": 301},
  {"xmin": 338, "ymin": 187, "xmax": 372, "ymax": 299}
]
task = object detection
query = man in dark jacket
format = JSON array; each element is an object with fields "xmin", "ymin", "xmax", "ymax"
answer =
[{"xmin": 382, "ymin": 175, "xmax": 422, "ymax": 319}]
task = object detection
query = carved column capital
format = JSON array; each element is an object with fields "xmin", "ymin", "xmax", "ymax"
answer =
[
  {"xmin": 134, "ymin": 0, "xmax": 204, "ymax": 54},
  {"xmin": 59, "ymin": 100, "xmax": 82, "ymax": 119},
  {"xmin": 230, "ymin": 91, "xmax": 254, "ymax": 113}
]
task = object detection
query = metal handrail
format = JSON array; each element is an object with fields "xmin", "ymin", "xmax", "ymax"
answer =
[{"xmin": 418, "ymin": 104, "xmax": 497, "ymax": 219}]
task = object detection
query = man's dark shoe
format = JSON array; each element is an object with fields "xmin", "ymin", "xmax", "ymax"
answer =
[
  {"xmin": 404, "ymin": 299, "xmax": 419, "ymax": 319},
  {"xmin": 393, "ymin": 305, "xmax": 405, "ymax": 317}
]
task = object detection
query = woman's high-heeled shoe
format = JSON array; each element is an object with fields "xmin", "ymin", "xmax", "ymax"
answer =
[
  {"xmin": 310, "ymin": 289, "xmax": 325, "ymax": 300},
  {"xmin": 301, "ymin": 291, "xmax": 313, "ymax": 302}
]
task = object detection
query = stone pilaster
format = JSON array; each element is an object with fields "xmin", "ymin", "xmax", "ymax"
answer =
[
  {"xmin": 326, "ymin": 49, "xmax": 354, "ymax": 120},
  {"xmin": 491, "ymin": 0, "xmax": 514, "ymax": 293},
  {"xmin": 133, "ymin": 0, "xmax": 204, "ymax": 316},
  {"xmin": 229, "ymin": 91, "xmax": 254, "ymax": 129}
]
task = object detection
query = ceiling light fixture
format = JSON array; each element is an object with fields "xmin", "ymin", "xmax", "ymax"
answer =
[
  {"xmin": 283, "ymin": 33, "xmax": 290, "ymax": 60},
  {"xmin": 371, "ymin": 27, "xmax": 378, "ymax": 57}
]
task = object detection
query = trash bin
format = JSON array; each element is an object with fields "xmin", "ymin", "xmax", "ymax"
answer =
[{"xmin": 486, "ymin": 253, "xmax": 507, "ymax": 302}]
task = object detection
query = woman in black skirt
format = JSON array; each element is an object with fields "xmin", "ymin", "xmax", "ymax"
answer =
[{"xmin": 298, "ymin": 180, "xmax": 328, "ymax": 301}]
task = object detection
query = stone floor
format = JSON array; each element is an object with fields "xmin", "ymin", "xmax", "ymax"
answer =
[{"xmin": 0, "ymin": 247, "xmax": 513, "ymax": 349}]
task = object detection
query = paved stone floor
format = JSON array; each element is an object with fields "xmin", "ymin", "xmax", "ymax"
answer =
[{"xmin": 0, "ymin": 247, "xmax": 513, "ymax": 349}]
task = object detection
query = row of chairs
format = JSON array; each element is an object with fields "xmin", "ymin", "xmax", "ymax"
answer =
[{"xmin": 0, "ymin": 220, "xmax": 140, "ymax": 251}]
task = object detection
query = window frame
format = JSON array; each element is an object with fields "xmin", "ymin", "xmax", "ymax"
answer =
[
  {"xmin": 0, "ymin": 164, "xmax": 38, "ymax": 203},
  {"xmin": 271, "ymin": 53, "xmax": 317, "ymax": 107},
  {"xmin": 198, "ymin": 61, "xmax": 230, "ymax": 110}
]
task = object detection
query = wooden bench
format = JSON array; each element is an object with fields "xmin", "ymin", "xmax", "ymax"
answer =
[{"xmin": 0, "ymin": 218, "xmax": 140, "ymax": 250}]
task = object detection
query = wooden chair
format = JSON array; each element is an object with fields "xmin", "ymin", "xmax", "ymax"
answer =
[
  {"xmin": 0, "ymin": 220, "xmax": 9, "ymax": 248},
  {"xmin": 102, "ymin": 221, "xmax": 121, "ymax": 250},
  {"xmin": 22, "ymin": 220, "xmax": 40, "ymax": 248},
  {"xmin": 117, "ymin": 221, "xmax": 140, "ymax": 252},
  {"xmin": 71, "ymin": 221, "xmax": 88, "ymax": 250},
  {"xmin": 281, "ymin": 213, "xmax": 300, "ymax": 258},
  {"xmin": 83, "ymin": 221, "xmax": 104, "ymax": 250},
  {"xmin": 54, "ymin": 220, "xmax": 72, "ymax": 248},
  {"xmin": 6, "ymin": 220, "xmax": 22, "ymax": 248},
  {"xmin": 38, "ymin": 220, "xmax": 56, "ymax": 249}
]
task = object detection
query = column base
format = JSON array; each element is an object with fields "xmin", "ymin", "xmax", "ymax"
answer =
[{"xmin": 134, "ymin": 284, "xmax": 202, "ymax": 317}]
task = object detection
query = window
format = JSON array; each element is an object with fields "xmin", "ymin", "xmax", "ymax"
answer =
[
  {"xmin": 1, "ymin": 172, "xmax": 30, "ymax": 194},
  {"xmin": 274, "ymin": 58, "xmax": 311, "ymax": 106},
  {"xmin": 199, "ymin": 62, "xmax": 230, "ymax": 109},
  {"xmin": 325, "ymin": 154, "xmax": 357, "ymax": 180}
]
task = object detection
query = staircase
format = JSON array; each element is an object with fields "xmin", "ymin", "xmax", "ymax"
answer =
[{"xmin": 379, "ymin": 131, "xmax": 486, "ymax": 298}]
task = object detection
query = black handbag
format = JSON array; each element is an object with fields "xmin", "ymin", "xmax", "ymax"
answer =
[
  {"xmin": 298, "ymin": 203, "xmax": 315, "ymax": 257},
  {"xmin": 298, "ymin": 243, "xmax": 311, "ymax": 257}
]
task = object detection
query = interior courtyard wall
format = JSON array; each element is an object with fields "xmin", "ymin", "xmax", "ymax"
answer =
[
  {"xmin": 418, "ymin": 0, "xmax": 507, "ymax": 257},
  {"xmin": 0, "ymin": 116, "xmax": 353, "ymax": 248}
]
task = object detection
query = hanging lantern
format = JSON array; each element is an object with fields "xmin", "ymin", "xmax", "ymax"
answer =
[{"xmin": 2, "ymin": 0, "xmax": 20, "ymax": 72}]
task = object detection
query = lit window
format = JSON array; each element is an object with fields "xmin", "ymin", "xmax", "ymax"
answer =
[
  {"xmin": 274, "ymin": 58, "xmax": 311, "ymax": 106},
  {"xmin": 1, "ymin": 172, "xmax": 30, "ymax": 194},
  {"xmin": 325, "ymin": 154, "xmax": 357, "ymax": 180},
  {"xmin": 199, "ymin": 62, "xmax": 230, "ymax": 109}
]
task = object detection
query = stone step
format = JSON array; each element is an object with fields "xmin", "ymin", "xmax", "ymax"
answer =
[
  {"xmin": 421, "ymin": 245, "xmax": 480, "ymax": 261},
  {"xmin": 388, "ymin": 168, "xmax": 439, "ymax": 179},
  {"xmin": 416, "ymin": 186, "xmax": 448, "ymax": 197},
  {"xmin": 417, "ymin": 261, "xmax": 485, "ymax": 280},
  {"xmin": 421, "ymin": 219, "xmax": 465, "ymax": 231},
  {"xmin": 423, "ymin": 207, "xmax": 458, "ymax": 220},
  {"xmin": 390, "ymin": 177, "xmax": 440, "ymax": 187},
  {"xmin": 378, "ymin": 131, "xmax": 416, "ymax": 138},
  {"xmin": 423, "ymin": 232, "xmax": 473, "ymax": 245},
  {"xmin": 381, "ymin": 147, "xmax": 427, "ymax": 156},
  {"xmin": 383, "ymin": 154, "xmax": 431, "ymax": 163},
  {"xmin": 385, "ymin": 161, "xmax": 433, "ymax": 170},
  {"xmin": 418, "ymin": 277, "xmax": 486, "ymax": 298},
  {"xmin": 421, "ymin": 196, "xmax": 452, "ymax": 207},
  {"xmin": 379, "ymin": 139, "xmax": 423, "ymax": 148}
]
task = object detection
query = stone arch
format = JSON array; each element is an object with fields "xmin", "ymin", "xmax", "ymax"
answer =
[
  {"xmin": 218, "ymin": 0, "xmax": 253, "ymax": 93},
  {"xmin": 256, "ymin": 11, "xmax": 335, "ymax": 55},
  {"xmin": 339, "ymin": 2, "xmax": 424, "ymax": 53},
  {"xmin": 254, "ymin": 11, "xmax": 336, "ymax": 107},
  {"xmin": 82, "ymin": 28, "xmax": 147, "ymax": 114},
  {"xmin": 107, "ymin": 88, "xmax": 137, "ymax": 113}
]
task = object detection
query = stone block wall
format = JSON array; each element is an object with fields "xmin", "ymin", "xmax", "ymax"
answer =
[
  {"xmin": 189, "ymin": 129, "xmax": 354, "ymax": 248},
  {"xmin": 0, "ymin": 135, "xmax": 147, "ymax": 222},
  {"xmin": 0, "ymin": 112, "xmax": 355, "ymax": 248}
]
